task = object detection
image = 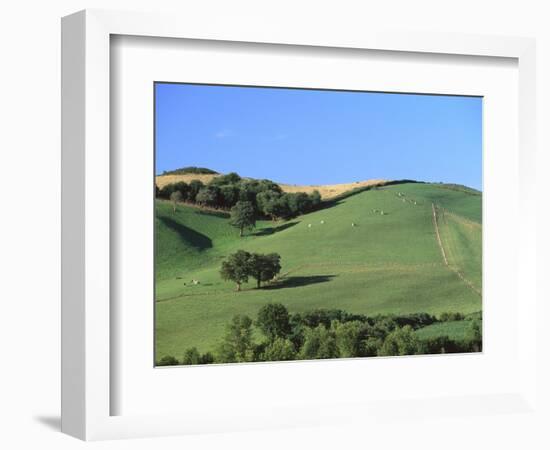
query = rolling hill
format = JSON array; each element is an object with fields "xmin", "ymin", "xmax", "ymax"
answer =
[{"xmin": 155, "ymin": 182, "xmax": 482, "ymax": 358}]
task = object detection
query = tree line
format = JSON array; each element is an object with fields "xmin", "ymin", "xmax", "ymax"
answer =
[
  {"xmin": 156, "ymin": 172, "xmax": 322, "ymax": 220},
  {"xmin": 157, "ymin": 304, "xmax": 483, "ymax": 366}
]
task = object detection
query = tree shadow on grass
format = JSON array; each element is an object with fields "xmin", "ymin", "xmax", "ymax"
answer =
[
  {"xmin": 158, "ymin": 216, "xmax": 212, "ymax": 250},
  {"xmin": 263, "ymin": 274, "xmax": 337, "ymax": 290},
  {"xmin": 254, "ymin": 221, "xmax": 299, "ymax": 236}
]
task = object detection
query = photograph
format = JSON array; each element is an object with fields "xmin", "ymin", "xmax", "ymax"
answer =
[{"xmin": 154, "ymin": 83, "xmax": 483, "ymax": 366}]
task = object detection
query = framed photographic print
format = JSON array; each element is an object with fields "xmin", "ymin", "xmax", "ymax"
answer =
[
  {"xmin": 62, "ymin": 9, "xmax": 539, "ymax": 442},
  {"xmin": 153, "ymin": 82, "xmax": 483, "ymax": 367}
]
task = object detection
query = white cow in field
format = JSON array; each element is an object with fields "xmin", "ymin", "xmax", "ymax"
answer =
[
  {"xmin": 380, "ymin": 210, "xmax": 385, "ymax": 215},
  {"xmin": 351, "ymin": 222, "xmax": 356, "ymax": 227},
  {"xmin": 191, "ymin": 279, "xmax": 200, "ymax": 285},
  {"xmin": 308, "ymin": 223, "xmax": 312, "ymax": 228},
  {"xmin": 320, "ymin": 220, "xmax": 325, "ymax": 224}
]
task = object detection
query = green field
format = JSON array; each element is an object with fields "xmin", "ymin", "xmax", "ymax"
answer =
[
  {"xmin": 415, "ymin": 320, "xmax": 474, "ymax": 341},
  {"xmin": 155, "ymin": 182, "xmax": 482, "ymax": 358}
]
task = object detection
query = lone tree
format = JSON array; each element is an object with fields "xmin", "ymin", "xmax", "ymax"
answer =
[
  {"xmin": 230, "ymin": 201, "xmax": 256, "ymax": 237},
  {"xmin": 248, "ymin": 253, "xmax": 281, "ymax": 288},
  {"xmin": 256, "ymin": 303, "xmax": 291, "ymax": 342},
  {"xmin": 220, "ymin": 250, "xmax": 252, "ymax": 291},
  {"xmin": 169, "ymin": 190, "xmax": 183, "ymax": 213}
]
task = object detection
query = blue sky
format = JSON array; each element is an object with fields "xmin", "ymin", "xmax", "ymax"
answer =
[{"xmin": 155, "ymin": 83, "xmax": 482, "ymax": 190}]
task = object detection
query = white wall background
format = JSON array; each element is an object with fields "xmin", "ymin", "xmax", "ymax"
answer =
[{"xmin": 0, "ymin": 1, "xmax": 548, "ymax": 449}]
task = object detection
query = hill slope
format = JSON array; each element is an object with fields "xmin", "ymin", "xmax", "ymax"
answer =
[{"xmin": 155, "ymin": 182, "xmax": 482, "ymax": 357}]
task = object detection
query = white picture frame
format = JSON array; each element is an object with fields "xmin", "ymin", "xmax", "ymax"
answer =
[{"xmin": 61, "ymin": 9, "xmax": 538, "ymax": 441}]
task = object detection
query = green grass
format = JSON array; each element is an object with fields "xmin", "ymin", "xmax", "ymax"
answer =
[
  {"xmin": 415, "ymin": 320, "xmax": 474, "ymax": 341},
  {"xmin": 155, "ymin": 182, "xmax": 482, "ymax": 358}
]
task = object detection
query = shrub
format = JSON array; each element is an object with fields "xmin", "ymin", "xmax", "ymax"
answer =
[
  {"xmin": 157, "ymin": 355, "xmax": 179, "ymax": 366},
  {"xmin": 394, "ymin": 312, "xmax": 437, "ymax": 329},
  {"xmin": 378, "ymin": 325, "xmax": 423, "ymax": 356},
  {"xmin": 199, "ymin": 352, "xmax": 215, "ymax": 364},
  {"xmin": 187, "ymin": 179, "xmax": 205, "ymax": 202},
  {"xmin": 439, "ymin": 312, "xmax": 465, "ymax": 322},
  {"xmin": 262, "ymin": 338, "xmax": 296, "ymax": 361},
  {"xmin": 465, "ymin": 319, "xmax": 482, "ymax": 352},
  {"xmin": 182, "ymin": 347, "xmax": 201, "ymax": 365},
  {"xmin": 196, "ymin": 186, "xmax": 220, "ymax": 207},
  {"xmin": 299, "ymin": 325, "xmax": 338, "ymax": 360},
  {"xmin": 363, "ymin": 337, "xmax": 384, "ymax": 356},
  {"xmin": 256, "ymin": 303, "xmax": 291, "ymax": 342},
  {"xmin": 333, "ymin": 320, "xmax": 370, "ymax": 358}
]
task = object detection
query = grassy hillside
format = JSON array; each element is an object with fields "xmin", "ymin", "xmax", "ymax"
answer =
[
  {"xmin": 155, "ymin": 182, "xmax": 482, "ymax": 358},
  {"xmin": 415, "ymin": 320, "xmax": 474, "ymax": 341}
]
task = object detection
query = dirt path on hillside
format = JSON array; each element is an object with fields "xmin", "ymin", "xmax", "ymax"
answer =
[{"xmin": 431, "ymin": 203, "xmax": 481, "ymax": 297}]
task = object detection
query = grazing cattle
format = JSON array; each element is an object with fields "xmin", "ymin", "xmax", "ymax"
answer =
[
  {"xmin": 414, "ymin": 201, "xmax": 417, "ymax": 205},
  {"xmin": 380, "ymin": 210, "xmax": 385, "ymax": 215},
  {"xmin": 191, "ymin": 279, "xmax": 200, "ymax": 285},
  {"xmin": 351, "ymin": 222, "xmax": 356, "ymax": 227},
  {"xmin": 320, "ymin": 220, "xmax": 325, "ymax": 224}
]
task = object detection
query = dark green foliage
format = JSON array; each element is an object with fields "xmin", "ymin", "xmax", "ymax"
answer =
[
  {"xmin": 256, "ymin": 303, "xmax": 291, "ymax": 342},
  {"xmin": 363, "ymin": 337, "xmax": 384, "ymax": 357},
  {"xmin": 229, "ymin": 201, "xmax": 256, "ymax": 237},
  {"xmin": 220, "ymin": 250, "xmax": 282, "ymax": 291},
  {"xmin": 162, "ymin": 166, "xmax": 218, "ymax": 175},
  {"xmin": 158, "ymin": 309, "xmax": 480, "ymax": 365},
  {"xmin": 187, "ymin": 179, "xmax": 205, "ymax": 202},
  {"xmin": 220, "ymin": 250, "xmax": 252, "ymax": 291},
  {"xmin": 219, "ymin": 184, "xmax": 240, "ymax": 208},
  {"xmin": 465, "ymin": 319, "xmax": 482, "ymax": 352},
  {"xmin": 256, "ymin": 190, "xmax": 284, "ymax": 220},
  {"xmin": 200, "ymin": 352, "xmax": 215, "ymax": 364},
  {"xmin": 158, "ymin": 183, "xmax": 176, "ymax": 199},
  {"xmin": 394, "ymin": 312, "xmax": 437, "ymax": 329},
  {"xmin": 378, "ymin": 325, "xmax": 423, "ymax": 356},
  {"xmin": 439, "ymin": 312, "xmax": 465, "ymax": 322},
  {"xmin": 299, "ymin": 325, "xmax": 338, "ymax": 360},
  {"xmin": 333, "ymin": 320, "xmax": 370, "ymax": 358},
  {"xmin": 309, "ymin": 190, "xmax": 322, "ymax": 207},
  {"xmin": 209, "ymin": 172, "xmax": 242, "ymax": 186},
  {"xmin": 285, "ymin": 192, "xmax": 313, "ymax": 216},
  {"xmin": 420, "ymin": 336, "xmax": 468, "ymax": 354},
  {"xmin": 216, "ymin": 315, "xmax": 255, "ymax": 363},
  {"xmin": 293, "ymin": 309, "xmax": 368, "ymax": 330},
  {"xmin": 248, "ymin": 253, "xmax": 281, "ymax": 288},
  {"xmin": 157, "ymin": 355, "xmax": 179, "ymax": 366},
  {"xmin": 195, "ymin": 186, "xmax": 220, "ymax": 207},
  {"xmin": 262, "ymin": 338, "xmax": 296, "ymax": 361},
  {"xmin": 157, "ymin": 172, "xmax": 322, "ymax": 218},
  {"xmin": 182, "ymin": 347, "xmax": 201, "ymax": 365},
  {"xmin": 181, "ymin": 348, "xmax": 216, "ymax": 365}
]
